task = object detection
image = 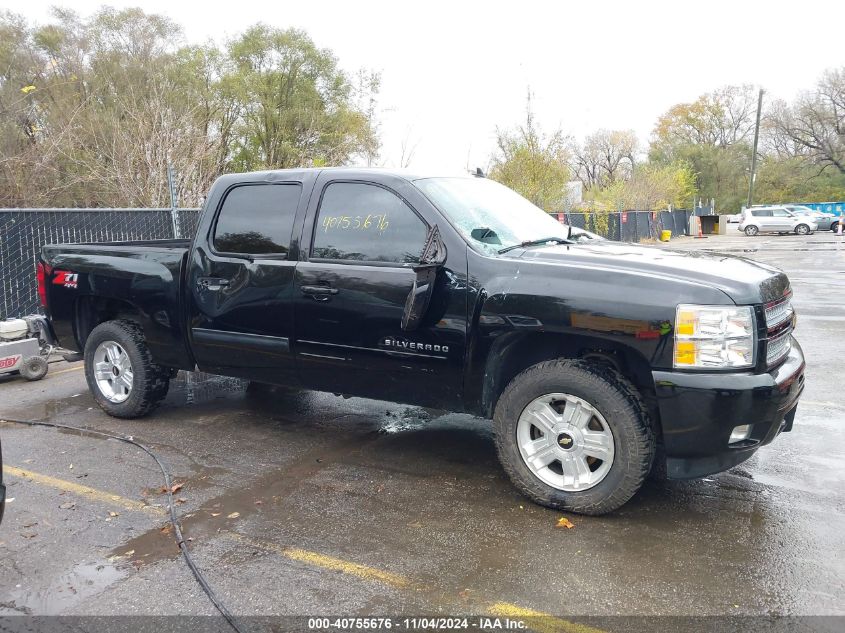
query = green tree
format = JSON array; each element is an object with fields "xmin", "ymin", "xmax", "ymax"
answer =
[
  {"xmin": 226, "ymin": 24, "xmax": 378, "ymax": 171},
  {"xmin": 489, "ymin": 92, "xmax": 570, "ymax": 211},
  {"xmin": 649, "ymin": 85, "xmax": 758, "ymax": 212}
]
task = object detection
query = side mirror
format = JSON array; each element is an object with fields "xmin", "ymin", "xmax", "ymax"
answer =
[{"xmin": 401, "ymin": 225, "xmax": 447, "ymax": 331}]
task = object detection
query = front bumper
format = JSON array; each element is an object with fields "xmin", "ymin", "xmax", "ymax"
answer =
[{"xmin": 652, "ymin": 337, "xmax": 805, "ymax": 479}]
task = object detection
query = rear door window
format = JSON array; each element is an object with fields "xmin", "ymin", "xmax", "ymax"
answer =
[
  {"xmin": 213, "ymin": 184, "xmax": 301, "ymax": 256},
  {"xmin": 311, "ymin": 182, "xmax": 428, "ymax": 264}
]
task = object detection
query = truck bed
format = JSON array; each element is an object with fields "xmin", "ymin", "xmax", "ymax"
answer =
[{"xmin": 40, "ymin": 240, "xmax": 194, "ymax": 369}]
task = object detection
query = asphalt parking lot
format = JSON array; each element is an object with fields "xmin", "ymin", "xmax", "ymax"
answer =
[{"xmin": 1, "ymin": 231, "xmax": 844, "ymax": 630}]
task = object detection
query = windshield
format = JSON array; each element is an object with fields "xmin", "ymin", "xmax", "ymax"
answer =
[{"xmin": 414, "ymin": 177, "xmax": 571, "ymax": 253}]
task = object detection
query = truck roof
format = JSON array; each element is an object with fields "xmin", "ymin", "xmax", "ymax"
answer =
[{"xmin": 213, "ymin": 166, "xmax": 473, "ymax": 185}]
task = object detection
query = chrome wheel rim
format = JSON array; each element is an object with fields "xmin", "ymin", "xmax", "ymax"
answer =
[
  {"xmin": 516, "ymin": 393, "xmax": 615, "ymax": 492},
  {"xmin": 93, "ymin": 341, "xmax": 133, "ymax": 403},
  {"xmin": 796, "ymin": 225, "xmax": 809, "ymax": 235}
]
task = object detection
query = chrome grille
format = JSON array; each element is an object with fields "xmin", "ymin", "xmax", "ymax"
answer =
[
  {"xmin": 766, "ymin": 328, "xmax": 792, "ymax": 367},
  {"xmin": 764, "ymin": 295, "xmax": 793, "ymax": 367},
  {"xmin": 764, "ymin": 296, "xmax": 794, "ymax": 331}
]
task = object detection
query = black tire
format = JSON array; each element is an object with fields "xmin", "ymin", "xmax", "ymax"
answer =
[
  {"xmin": 84, "ymin": 320, "xmax": 170, "ymax": 418},
  {"xmin": 795, "ymin": 224, "xmax": 810, "ymax": 235},
  {"xmin": 833, "ymin": 223, "xmax": 843, "ymax": 234},
  {"xmin": 493, "ymin": 359, "xmax": 655, "ymax": 515},
  {"xmin": 744, "ymin": 225, "xmax": 759, "ymax": 236},
  {"xmin": 20, "ymin": 356, "xmax": 48, "ymax": 381}
]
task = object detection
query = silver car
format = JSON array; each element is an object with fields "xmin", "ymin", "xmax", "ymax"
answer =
[
  {"xmin": 739, "ymin": 206, "xmax": 818, "ymax": 236},
  {"xmin": 784, "ymin": 205, "xmax": 837, "ymax": 231}
]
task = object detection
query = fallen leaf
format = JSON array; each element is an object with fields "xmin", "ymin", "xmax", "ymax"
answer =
[
  {"xmin": 160, "ymin": 525, "xmax": 172, "ymax": 535},
  {"xmin": 555, "ymin": 517, "xmax": 575, "ymax": 529},
  {"xmin": 109, "ymin": 512, "xmax": 119, "ymax": 517},
  {"xmin": 22, "ymin": 522, "xmax": 38, "ymax": 528},
  {"xmin": 170, "ymin": 483, "xmax": 184, "ymax": 494},
  {"xmin": 20, "ymin": 532, "xmax": 37, "ymax": 539},
  {"xmin": 59, "ymin": 502, "xmax": 76, "ymax": 510},
  {"xmin": 175, "ymin": 498, "xmax": 186, "ymax": 505},
  {"xmin": 210, "ymin": 513, "xmax": 221, "ymax": 517},
  {"xmin": 123, "ymin": 550, "xmax": 135, "ymax": 557},
  {"xmin": 227, "ymin": 512, "xmax": 240, "ymax": 519},
  {"xmin": 254, "ymin": 500, "xmax": 263, "ymax": 505}
]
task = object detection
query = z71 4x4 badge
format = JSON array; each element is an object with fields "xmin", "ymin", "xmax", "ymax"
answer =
[
  {"xmin": 52, "ymin": 271, "xmax": 79, "ymax": 289},
  {"xmin": 380, "ymin": 337, "xmax": 449, "ymax": 354}
]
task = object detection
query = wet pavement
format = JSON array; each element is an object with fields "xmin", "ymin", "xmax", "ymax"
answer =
[{"xmin": 0, "ymin": 231, "xmax": 843, "ymax": 625}]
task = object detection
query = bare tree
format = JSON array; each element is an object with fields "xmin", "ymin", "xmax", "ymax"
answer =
[
  {"xmin": 571, "ymin": 129, "xmax": 639, "ymax": 189},
  {"xmin": 772, "ymin": 68, "xmax": 845, "ymax": 174}
]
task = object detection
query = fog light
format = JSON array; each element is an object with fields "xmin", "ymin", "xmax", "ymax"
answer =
[{"xmin": 729, "ymin": 425, "xmax": 752, "ymax": 444}]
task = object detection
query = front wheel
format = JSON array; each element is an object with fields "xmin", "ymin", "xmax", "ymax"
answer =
[
  {"xmin": 795, "ymin": 224, "xmax": 810, "ymax": 235},
  {"xmin": 84, "ymin": 320, "xmax": 170, "ymax": 418},
  {"xmin": 493, "ymin": 359, "xmax": 655, "ymax": 515},
  {"xmin": 744, "ymin": 225, "xmax": 759, "ymax": 236}
]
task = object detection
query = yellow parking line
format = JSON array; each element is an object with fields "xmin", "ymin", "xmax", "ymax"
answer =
[
  {"xmin": 3, "ymin": 465, "xmax": 165, "ymax": 515},
  {"xmin": 487, "ymin": 602, "xmax": 606, "ymax": 633},
  {"xmin": 225, "ymin": 532, "xmax": 410, "ymax": 588},
  {"xmin": 50, "ymin": 365, "xmax": 84, "ymax": 376},
  {"xmin": 225, "ymin": 532, "xmax": 606, "ymax": 632}
]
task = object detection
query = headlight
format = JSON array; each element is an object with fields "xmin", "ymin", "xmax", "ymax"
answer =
[{"xmin": 673, "ymin": 304, "xmax": 755, "ymax": 369}]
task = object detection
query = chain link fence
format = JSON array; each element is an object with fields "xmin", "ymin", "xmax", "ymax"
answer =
[
  {"xmin": 0, "ymin": 208, "xmax": 201, "ymax": 319},
  {"xmin": 555, "ymin": 210, "xmax": 695, "ymax": 242}
]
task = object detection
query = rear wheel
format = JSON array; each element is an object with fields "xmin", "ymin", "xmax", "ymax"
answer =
[
  {"xmin": 20, "ymin": 356, "xmax": 48, "ymax": 381},
  {"xmin": 744, "ymin": 225, "xmax": 759, "ymax": 236},
  {"xmin": 795, "ymin": 223, "xmax": 810, "ymax": 235},
  {"xmin": 493, "ymin": 359, "xmax": 655, "ymax": 515},
  {"xmin": 84, "ymin": 320, "xmax": 170, "ymax": 418}
]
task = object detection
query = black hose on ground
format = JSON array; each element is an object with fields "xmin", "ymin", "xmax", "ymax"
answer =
[{"xmin": 1, "ymin": 417, "xmax": 246, "ymax": 633}]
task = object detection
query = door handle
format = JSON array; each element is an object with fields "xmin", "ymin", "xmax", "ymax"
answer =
[
  {"xmin": 301, "ymin": 284, "xmax": 339, "ymax": 301},
  {"xmin": 197, "ymin": 277, "xmax": 231, "ymax": 292}
]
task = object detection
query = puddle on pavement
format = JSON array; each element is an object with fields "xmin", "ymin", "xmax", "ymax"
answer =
[
  {"xmin": 170, "ymin": 371, "xmax": 249, "ymax": 405},
  {"xmin": 2, "ymin": 560, "xmax": 126, "ymax": 614}
]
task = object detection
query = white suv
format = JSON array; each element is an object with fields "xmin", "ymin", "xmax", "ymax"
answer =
[{"xmin": 739, "ymin": 206, "xmax": 818, "ymax": 236}]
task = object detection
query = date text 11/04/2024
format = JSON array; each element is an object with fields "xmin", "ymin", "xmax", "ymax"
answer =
[{"xmin": 307, "ymin": 617, "xmax": 528, "ymax": 630}]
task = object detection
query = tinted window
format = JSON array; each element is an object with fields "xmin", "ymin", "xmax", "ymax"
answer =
[
  {"xmin": 773, "ymin": 209, "xmax": 790, "ymax": 217},
  {"xmin": 752, "ymin": 209, "xmax": 773, "ymax": 217},
  {"xmin": 214, "ymin": 184, "xmax": 301, "ymax": 255},
  {"xmin": 312, "ymin": 183, "xmax": 428, "ymax": 263}
]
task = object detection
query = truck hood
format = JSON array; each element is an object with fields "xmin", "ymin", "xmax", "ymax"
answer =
[{"xmin": 512, "ymin": 241, "xmax": 789, "ymax": 305}]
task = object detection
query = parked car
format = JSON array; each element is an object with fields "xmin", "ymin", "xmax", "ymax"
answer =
[
  {"xmin": 37, "ymin": 168, "xmax": 805, "ymax": 515},
  {"xmin": 784, "ymin": 205, "xmax": 837, "ymax": 231},
  {"xmin": 739, "ymin": 206, "xmax": 818, "ymax": 236},
  {"xmin": 726, "ymin": 213, "xmax": 742, "ymax": 223}
]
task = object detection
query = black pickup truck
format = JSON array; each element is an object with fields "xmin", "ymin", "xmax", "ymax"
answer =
[{"xmin": 38, "ymin": 168, "xmax": 805, "ymax": 514}]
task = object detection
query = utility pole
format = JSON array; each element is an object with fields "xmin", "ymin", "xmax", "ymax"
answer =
[
  {"xmin": 746, "ymin": 88, "xmax": 764, "ymax": 209},
  {"xmin": 167, "ymin": 164, "xmax": 179, "ymax": 239}
]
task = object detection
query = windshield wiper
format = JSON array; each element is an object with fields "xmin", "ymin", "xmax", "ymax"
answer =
[{"xmin": 497, "ymin": 237, "xmax": 570, "ymax": 254}]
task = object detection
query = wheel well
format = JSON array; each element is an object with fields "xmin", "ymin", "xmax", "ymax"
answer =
[
  {"xmin": 74, "ymin": 296, "xmax": 142, "ymax": 349},
  {"xmin": 481, "ymin": 332, "xmax": 661, "ymax": 435}
]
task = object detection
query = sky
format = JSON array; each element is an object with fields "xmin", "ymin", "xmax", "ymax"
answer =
[{"xmin": 6, "ymin": 0, "xmax": 845, "ymax": 172}]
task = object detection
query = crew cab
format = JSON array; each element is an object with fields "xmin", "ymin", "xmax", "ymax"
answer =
[{"xmin": 38, "ymin": 168, "xmax": 805, "ymax": 514}]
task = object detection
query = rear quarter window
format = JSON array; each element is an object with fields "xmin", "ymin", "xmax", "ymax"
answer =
[{"xmin": 213, "ymin": 184, "xmax": 301, "ymax": 255}]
